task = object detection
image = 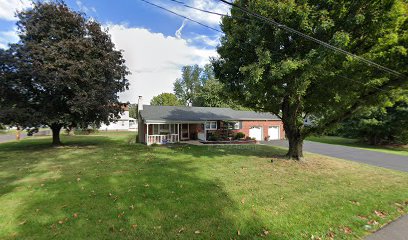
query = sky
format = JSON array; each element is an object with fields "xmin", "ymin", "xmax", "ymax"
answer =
[{"xmin": 0, "ymin": 0, "xmax": 230, "ymax": 104}]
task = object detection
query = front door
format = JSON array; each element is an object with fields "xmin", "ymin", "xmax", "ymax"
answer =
[{"xmin": 181, "ymin": 124, "xmax": 189, "ymax": 140}]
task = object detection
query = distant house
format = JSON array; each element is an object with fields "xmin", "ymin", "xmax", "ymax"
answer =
[
  {"xmin": 99, "ymin": 105, "xmax": 137, "ymax": 131},
  {"xmin": 137, "ymin": 97, "xmax": 284, "ymax": 145}
]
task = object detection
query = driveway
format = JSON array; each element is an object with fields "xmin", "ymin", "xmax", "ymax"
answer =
[{"xmin": 262, "ymin": 140, "xmax": 408, "ymax": 172}]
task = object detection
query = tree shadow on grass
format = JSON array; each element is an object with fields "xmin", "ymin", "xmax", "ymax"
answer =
[{"xmin": 1, "ymin": 136, "xmax": 273, "ymax": 239}]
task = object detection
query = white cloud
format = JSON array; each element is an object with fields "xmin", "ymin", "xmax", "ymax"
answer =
[
  {"xmin": 187, "ymin": 33, "xmax": 221, "ymax": 48},
  {"xmin": 75, "ymin": 0, "xmax": 96, "ymax": 14},
  {"xmin": 106, "ymin": 24, "xmax": 217, "ymax": 104},
  {"xmin": 0, "ymin": 0, "xmax": 32, "ymax": 21},
  {"xmin": 154, "ymin": 0, "xmax": 230, "ymax": 27},
  {"xmin": 0, "ymin": 28, "xmax": 19, "ymax": 49}
]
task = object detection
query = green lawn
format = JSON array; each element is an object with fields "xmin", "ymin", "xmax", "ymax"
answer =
[
  {"xmin": 0, "ymin": 130, "xmax": 17, "ymax": 135},
  {"xmin": 1, "ymin": 133, "xmax": 408, "ymax": 239},
  {"xmin": 307, "ymin": 136, "xmax": 408, "ymax": 157}
]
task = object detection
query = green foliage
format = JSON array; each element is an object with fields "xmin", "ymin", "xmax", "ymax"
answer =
[
  {"xmin": 213, "ymin": 0, "xmax": 408, "ymax": 159},
  {"xmin": 74, "ymin": 128, "xmax": 98, "ymax": 135},
  {"xmin": 173, "ymin": 65, "xmax": 202, "ymax": 106},
  {"xmin": 0, "ymin": 124, "xmax": 5, "ymax": 130},
  {"xmin": 0, "ymin": 1, "xmax": 129, "ymax": 144},
  {"xmin": 150, "ymin": 93, "xmax": 182, "ymax": 106},
  {"xmin": 174, "ymin": 64, "xmax": 244, "ymax": 108},
  {"xmin": 235, "ymin": 132, "xmax": 245, "ymax": 139},
  {"xmin": 339, "ymin": 99, "xmax": 408, "ymax": 145},
  {"xmin": 129, "ymin": 104, "xmax": 138, "ymax": 119}
]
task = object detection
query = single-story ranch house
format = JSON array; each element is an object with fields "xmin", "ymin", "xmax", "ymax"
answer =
[{"xmin": 138, "ymin": 99, "xmax": 285, "ymax": 145}]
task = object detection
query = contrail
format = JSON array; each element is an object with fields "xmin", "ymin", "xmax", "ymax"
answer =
[{"xmin": 175, "ymin": 19, "xmax": 187, "ymax": 39}]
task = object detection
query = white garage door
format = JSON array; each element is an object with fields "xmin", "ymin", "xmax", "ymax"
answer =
[
  {"xmin": 268, "ymin": 126, "xmax": 280, "ymax": 140},
  {"xmin": 249, "ymin": 127, "xmax": 263, "ymax": 140}
]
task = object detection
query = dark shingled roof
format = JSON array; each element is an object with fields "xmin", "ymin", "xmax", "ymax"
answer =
[{"xmin": 140, "ymin": 105, "xmax": 279, "ymax": 122}]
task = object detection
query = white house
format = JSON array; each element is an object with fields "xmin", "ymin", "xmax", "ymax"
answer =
[{"xmin": 99, "ymin": 105, "xmax": 138, "ymax": 131}]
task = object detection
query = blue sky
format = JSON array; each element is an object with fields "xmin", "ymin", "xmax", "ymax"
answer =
[{"xmin": 0, "ymin": 0, "xmax": 229, "ymax": 103}]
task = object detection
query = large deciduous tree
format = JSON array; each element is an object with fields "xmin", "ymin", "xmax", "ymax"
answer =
[
  {"xmin": 0, "ymin": 1, "xmax": 129, "ymax": 145},
  {"xmin": 338, "ymin": 93, "xmax": 408, "ymax": 145},
  {"xmin": 150, "ymin": 93, "xmax": 182, "ymax": 106},
  {"xmin": 173, "ymin": 65, "xmax": 202, "ymax": 106},
  {"xmin": 213, "ymin": 0, "xmax": 408, "ymax": 160}
]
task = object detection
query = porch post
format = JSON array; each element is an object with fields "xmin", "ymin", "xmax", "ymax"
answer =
[
  {"xmin": 204, "ymin": 121, "xmax": 207, "ymax": 141},
  {"xmin": 146, "ymin": 124, "xmax": 149, "ymax": 145},
  {"xmin": 177, "ymin": 123, "xmax": 180, "ymax": 142},
  {"xmin": 187, "ymin": 123, "xmax": 190, "ymax": 140}
]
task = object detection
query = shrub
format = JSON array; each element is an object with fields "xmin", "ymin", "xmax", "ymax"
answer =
[
  {"xmin": 74, "ymin": 128, "xmax": 98, "ymax": 135},
  {"xmin": 235, "ymin": 132, "xmax": 245, "ymax": 139}
]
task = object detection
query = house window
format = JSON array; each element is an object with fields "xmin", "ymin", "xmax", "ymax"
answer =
[
  {"xmin": 205, "ymin": 121, "xmax": 217, "ymax": 130},
  {"xmin": 152, "ymin": 125, "xmax": 159, "ymax": 135},
  {"xmin": 226, "ymin": 121, "xmax": 241, "ymax": 130},
  {"xmin": 122, "ymin": 121, "xmax": 125, "ymax": 126},
  {"xmin": 159, "ymin": 124, "xmax": 169, "ymax": 135}
]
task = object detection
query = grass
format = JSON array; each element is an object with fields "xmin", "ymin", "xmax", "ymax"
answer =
[
  {"xmin": 1, "ymin": 132, "xmax": 408, "ymax": 239},
  {"xmin": 0, "ymin": 130, "xmax": 17, "ymax": 135},
  {"xmin": 307, "ymin": 136, "xmax": 408, "ymax": 157}
]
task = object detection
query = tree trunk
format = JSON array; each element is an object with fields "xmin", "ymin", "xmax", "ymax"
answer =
[
  {"xmin": 282, "ymin": 95, "xmax": 305, "ymax": 160},
  {"xmin": 286, "ymin": 131, "xmax": 304, "ymax": 160},
  {"xmin": 50, "ymin": 124, "xmax": 62, "ymax": 145}
]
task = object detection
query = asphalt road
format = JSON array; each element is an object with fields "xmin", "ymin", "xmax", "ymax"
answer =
[
  {"xmin": 262, "ymin": 140, "xmax": 408, "ymax": 172},
  {"xmin": 0, "ymin": 132, "xmax": 27, "ymax": 143}
]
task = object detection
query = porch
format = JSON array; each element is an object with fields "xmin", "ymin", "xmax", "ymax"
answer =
[{"xmin": 144, "ymin": 123, "xmax": 205, "ymax": 145}]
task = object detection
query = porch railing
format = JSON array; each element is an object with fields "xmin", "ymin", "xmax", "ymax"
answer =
[{"xmin": 146, "ymin": 134, "xmax": 179, "ymax": 145}]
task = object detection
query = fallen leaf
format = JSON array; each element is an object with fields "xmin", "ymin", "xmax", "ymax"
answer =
[
  {"xmin": 131, "ymin": 224, "xmax": 137, "ymax": 229},
  {"xmin": 357, "ymin": 215, "xmax": 368, "ymax": 220},
  {"xmin": 368, "ymin": 220, "xmax": 379, "ymax": 225},
  {"xmin": 237, "ymin": 230, "xmax": 241, "ymax": 236},
  {"xmin": 76, "ymin": 178, "xmax": 81, "ymax": 182},
  {"xmin": 178, "ymin": 227, "xmax": 185, "ymax": 233},
  {"xmin": 263, "ymin": 229, "xmax": 269, "ymax": 236},
  {"xmin": 19, "ymin": 220, "xmax": 27, "ymax": 225},
  {"xmin": 117, "ymin": 212, "xmax": 125, "ymax": 218},
  {"xmin": 374, "ymin": 210, "xmax": 386, "ymax": 218},
  {"xmin": 241, "ymin": 197, "xmax": 245, "ymax": 204},
  {"xmin": 350, "ymin": 200, "xmax": 360, "ymax": 206},
  {"xmin": 73, "ymin": 213, "xmax": 78, "ymax": 218},
  {"xmin": 194, "ymin": 230, "xmax": 201, "ymax": 234},
  {"xmin": 326, "ymin": 231, "xmax": 335, "ymax": 239},
  {"xmin": 343, "ymin": 227, "xmax": 352, "ymax": 234},
  {"xmin": 58, "ymin": 220, "xmax": 64, "ymax": 224}
]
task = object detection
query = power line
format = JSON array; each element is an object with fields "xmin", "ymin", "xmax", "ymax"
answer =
[
  {"xmin": 167, "ymin": 0, "xmax": 228, "ymax": 17},
  {"xmin": 164, "ymin": 0, "xmax": 390, "ymax": 93},
  {"xmin": 217, "ymin": 0, "xmax": 407, "ymax": 80},
  {"xmin": 139, "ymin": 0, "xmax": 223, "ymax": 33}
]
